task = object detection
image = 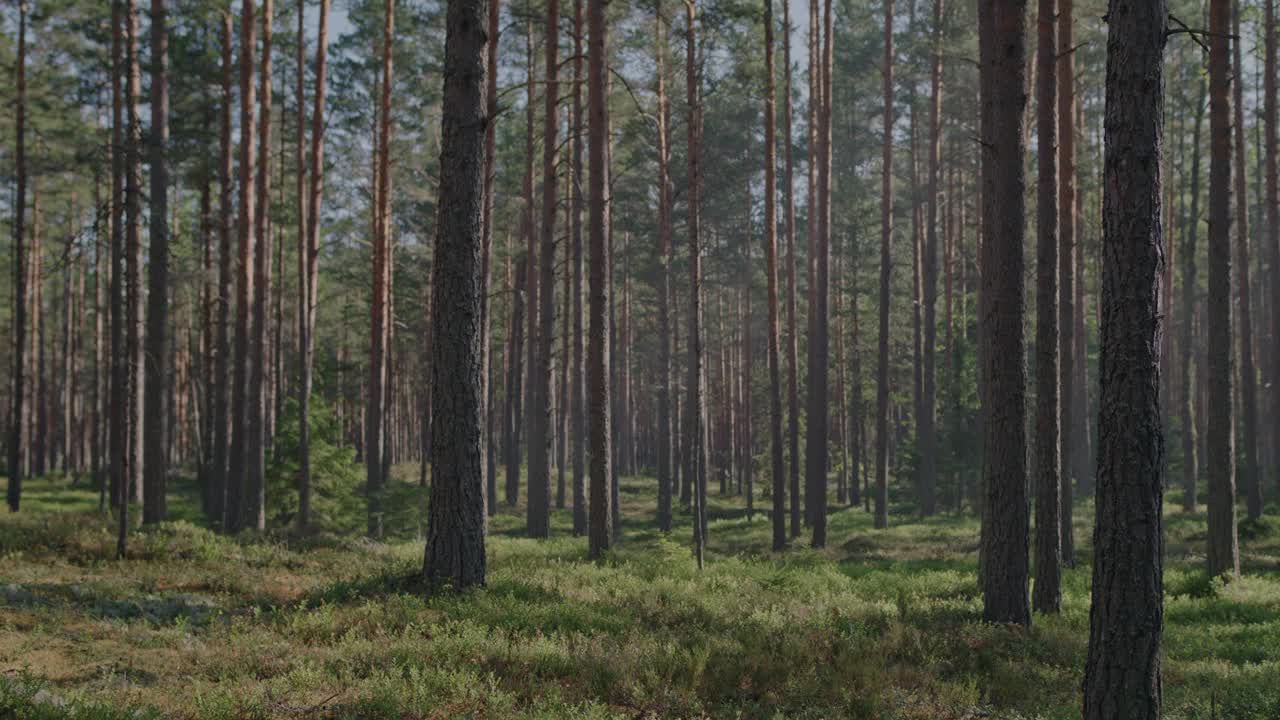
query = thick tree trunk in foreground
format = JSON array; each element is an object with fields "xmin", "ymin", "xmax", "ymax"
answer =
[
  {"xmin": 1031, "ymin": 0, "xmax": 1060, "ymax": 615},
  {"xmin": 422, "ymin": 0, "xmax": 490, "ymax": 592},
  {"xmin": 143, "ymin": 0, "xmax": 171, "ymax": 524},
  {"xmin": 1082, "ymin": 2, "xmax": 1166, "ymax": 715},
  {"xmin": 978, "ymin": 0, "xmax": 1030, "ymax": 627},
  {"xmin": 1206, "ymin": 0, "xmax": 1240, "ymax": 580},
  {"xmin": 587, "ymin": 0, "xmax": 614, "ymax": 560}
]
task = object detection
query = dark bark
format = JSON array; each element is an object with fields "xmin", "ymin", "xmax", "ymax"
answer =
[
  {"xmin": 764, "ymin": 0, "xmax": 785, "ymax": 551},
  {"xmin": 783, "ymin": 0, "xmax": 800, "ymax": 540},
  {"xmin": 571, "ymin": 0, "xmax": 588, "ymax": 535},
  {"xmin": 1268, "ymin": 0, "xmax": 1280, "ymax": 502},
  {"xmin": 655, "ymin": 0, "xmax": 674, "ymax": 534},
  {"xmin": 528, "ymin": 0, "xmax": 560, "ymax": 539},
  {"xmin": 247, "ymin": 0, "xmax": 275, "ymax": 533},
  {"xmin": 367, "ymin": 0, "xmax": 393, "ymax": 539},
  {"xmin": 227, "ymin": 0, "xmax": 258, "ymax": 533},
  {"xmin": 874, "ymin": 0, "xmax": 893, "ymax": 531},
  {"xmin": 919, "ymin": 0, "xmax": 944, "ymax": 519},
  {"xmin": 125, "ymin": 0, "xmax": 143, "ymax": 506},
  {"xmin": 1031, "ymin": 0, "xmax": 1060, "ymax": 615},
  {"xmin": 1082, "ymin": 2, "xmax": 1166, "ymax": 715},
  {"xmin": 212, "ymin": 12, "xmax": 234, "ymax": 527},
  {"xmin": 143, "ymin": 0, "xmax": 171, "ymax": 524},
  {"xmin": 978, "ymin": 0, "xmax": 1030, "ymax": 627},
  {"xmin": 422, "ymin": 0, "xmax": 490, "ymax": 592},
  {"xmin": 1233, "ymin": 0, "xmax": 1261, "ymax": 521},
  {"xmin": 1181, "ymin": 79, "xmax": 1205, "ymax": 513},
  {"xmin": 8, "ymin": 0, "xmax": 28, "ymax": 512},
  {"xmin": 805, "ymin": 0, "xmax": 832, "ymax": 548},
  {"xmin": 1056, "ymin": 0, "xmax": 1075, "ymax": 565},
  {"xmin": 587, "ymin": 0, "xmax": 614, "ymax": 559},
  {"xmin": 1206, "ymin": 0, "xmax": 1240, "ymax": 580}
]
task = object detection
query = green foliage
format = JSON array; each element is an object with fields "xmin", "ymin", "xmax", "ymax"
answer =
[
  {"xmin": 265, "ymin": 398, "xmax": 365, "ymax": 534},
  {"xmin": 3, "ymin": 476, "xmax": 1279, "ymax": 718}
]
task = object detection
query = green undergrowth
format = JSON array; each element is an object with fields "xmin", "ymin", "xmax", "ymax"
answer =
[{"xmin": 2, "ymin": 473, "xmax": 1278, "ymax": 719}]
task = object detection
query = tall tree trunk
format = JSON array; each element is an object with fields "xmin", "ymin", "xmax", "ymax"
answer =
[
  {"xmin": 481, "ymin": 0, "xmax": 501, "ymax": 516},
  {"xmin": 684, "ymin": 0, "xmax": 707, "ymax": 567},
  {"xmin": 368, "ymin": 0, "xmax": 393, "ymax": 539},
  {"xmin": 143, "ymin": 0, "xmax": 171, "ymax": 525},
  {"xmin": 212, "ymin": 12, "xmax": 235, "ymax": 527},
  {"xmin": 783, "ymin": 0, "xmax": 801, "ymax": 539},
  {"xmin": 1233, "ymin": 0, "xmax": 1261, "ymax": 521},
  {"xmin": 7, "ymin": 0, "xmax": 28, "ymax": 512},
  {"xmin": 1182, "ymin": 79, "xmax": 1205, "ymax": 513},
  {"xmin": 528, "ymin": 0, "xmax": 559, "ymax": 539},
  {"xmin": 248, "ymin": 0, "xmax": 275, "ymax": 532},
  {"xmin": 587, "ymin": 0, "xmax": 614, "ymax": 559},
  {"xmin": 1031, "ymin": 0, "xmax": 1061, "ymax": 615},
  {"xmin": 110, "ymin": 0, "xmax": 126, "ymax": 549},
  {"xmin": 655, "ymin": 0, "xmax": 674, "ymax": 534},
  {"xmin": 805, "ymin": 0, "xmax": 832, "ymax": 548},
  {"xmin": 1265, "ymin": 0, "xmax": 1280, "ymax": 500},
  {"xmin": 227, "ymin": 0, "xmax": 258, "ymax": 533},
  {"xmin": 570, "ymin": 0, "xmax": 588, "ymax": 534},
  {"xmin": 920, "ymin": 0, "xmax": 944, "ymax": 518},
  {"xmin": 1056, "ymin": 0, "xmax": 1076, "ymax": 565},
  {"xmin": 764, "ymin": 0, "xmax": 785, "ymax": 550},
  {"xmin": 125, "ymin": 0, "xmax": 144, "ymax": 507},
  {"xmin": 874, "ymin": 0, "xmax": 893, "ymax": 531},
  {"xmin": 422, "ymin": 0, "xmax": 490, "ymax": 590},
  {"xmin": 1082, "ymin": 2, "xmax": 1166, "ymax": 714},
  {"xmin": 1206, "ymin": 0, "xmax": 1240, "ymax": 580},
  {"xmin": 295, "ymin": 0, "xmax": 311, "ymax": 530},
  {"xmin": 978, "ymin": 0, "xmax": 1030, "ymax": 627}
]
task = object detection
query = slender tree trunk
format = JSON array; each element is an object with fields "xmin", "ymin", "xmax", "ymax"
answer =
[
  {"xmin": 212, "ymin": 12, "xmax": 234, "ymax": 527},
  {"xmin": 1265, "ymin": 0, "xmax": 1280, "ymax": 500},
  {"xmin": 1233, "ymin": 0, "xmax": 1261, "ymax": 520},
  {"xmin": 587, "ymin": 0, "xmax": 614, "ymax": 559},
  {"xmin": 919, "ymin": 0, "xmax": 944, "ymax": 518},
  {"xmin": 1031, "ymin": 0, "xmax": 1061, "ymax": 615},
  {"xmin": 227, "ymin": 0, "xmax": 258, "ymax": 533},
  {"xmin": 684, "ymin": 0, "xmax": 707, "ymax": 567},
  {"xmin": 125, "ymin": 0, "xmax": 144, "ymax": 506},
  {"xmin": 782, "ymin": 0, "xmax": 800, "ymax": 539},
  {"xmin": 763, "ymin": 0, "xmax": 785, "ymax": 550},
  {"xmin": 1082, "ymin": 3, "xmax": 1166, "ymax": 715},
  {"xmin": 296, "ymin": 0, "xmax": 312, "ymax": 530},
  {"xmin": 978, "ymin": 0, "xmax": 1030, "ymax": 627},
  {"xmin": 805, "ymin": 0, "xmax": 832, "ymax": 548},
  {"xmin": 109, "ymin": 0, "xmax": 126, "ymax": 548},
  {"xmin": 142, "ymin": 0, "xmax": 172, "ymax": 524},
  {"xmin": 367, "ymin": 0, "xmax": 394, "ymax": 539},
  {"xmin": 655, "ymin": 0, "xmax": 674, "ymax": 533},
  {"xmin": 422, "ymin": 0, "xmax": 490, "ymax": 590},
  {"xmin": 874, "ymin": 0, "xmax": 894, "ymax": 531},
  {"xmin": 570, "ymin": 0, "xmax": 588, "ymax": 534},
  {"xmin": 1181, "ymin": 79, "xmax": 1205, "ymax": 513},
  {"xmin": 7, "ymin": 0, "xmax": 28, "ymax": 512},
  {"xmin": 1207, "ymin": 0, "xmax": 1240, "ymax": 580},
  {"xmin": 528, "ymin": 0, "xmax": 560, "ymax": 539},
  {"xmin": 1057, "ymin": 0, "xmax": 1076, "ymax": 565},
  {"xmin": 247, "ymin": 0, "xmax": 275, "ymax": 533}
]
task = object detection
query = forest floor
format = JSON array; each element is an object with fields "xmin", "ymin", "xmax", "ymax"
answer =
[{"xmin": 1, "ymin": 472, "xmax": 1279, "ymax": 719}]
